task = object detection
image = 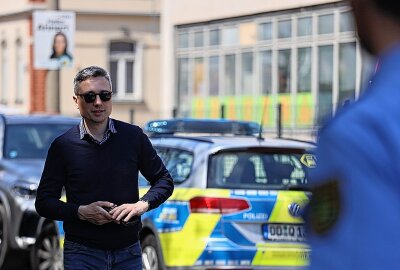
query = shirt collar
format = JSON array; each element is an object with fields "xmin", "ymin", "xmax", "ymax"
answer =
[{"xmin": 79, "ymin": 118, "xmax": 117, "ymax": 141}]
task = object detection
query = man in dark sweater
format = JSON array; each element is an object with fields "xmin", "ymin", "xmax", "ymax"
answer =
[{"xmin": 35, "ymin": 66, "xmax": 174, "ymax": 270}]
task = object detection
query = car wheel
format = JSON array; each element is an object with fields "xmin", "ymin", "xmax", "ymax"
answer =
[
  {"xmin": 0, "ymin": 204, "xmax": 8, "ymax": 269},
  {"xmin": 141, "ymin": 234, "xmax": 164, "ymax": 270},
  {"xmin": 30, "ymin": 223, "xmax": 63, "ymax": 270}
]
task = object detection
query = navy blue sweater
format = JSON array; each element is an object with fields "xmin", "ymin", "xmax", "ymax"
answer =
[{"xmin": 35, "ymin": 119, "xmax": 174, "ymax": 249}]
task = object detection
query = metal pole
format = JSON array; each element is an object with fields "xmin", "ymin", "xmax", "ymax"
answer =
[
  {"xmin": 277, "ymin": 103, "xmax": 282, "ymax": 138},
  {"xmin": 46, "ymin": 0, "xmax": 60, "ymax": 113},
  {"xmin": 220, "ymin": 104, "xmax": 225, "ymax": 119}
]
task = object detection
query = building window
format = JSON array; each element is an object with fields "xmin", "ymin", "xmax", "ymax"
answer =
[
  {"xmin": 222, "ymin": 26, "xmax": 238, "ymax": 46},
  {"xmin": 318, "ymin": 45, "xmax": 334, "ymax": 121},
  {"xmin": 339, "ymin": 42, "xmax": 356, "ymax": 104},
  {"xmin": 278, "ymin": 19, "xmax": 292, "ymax": 39},
  {"xmin": 178, "ymin": 32, "xmax": 189, "ymax": 48},
  {"xmin": 241, "ymin": 52, "xmax": 254, "ymax": 95},
  {"xmin": 209, "ymin": 56, "xmax": 219, "ymax": 96},
  {"xmin": 259, "ymin": 50, "xmax": 272, "ymax": 95},
  {"xmin": 297, "ymin": 17, "xmax": 313, "ymax": 37},
  {"xmin": 278, "ymin": 49, "xmax": 291, "ymax": 93},
  {"xmin": 318, "ymin": 14, "xmax": 334, "ymax": 34},
  {"xmin": 109, "ymin": 41, "xmax": 142, "ymax": 101},
  {"xmin": 1, "ymin": 41, "xmax": 8, "ymax": 105},
  {"xmin": 224, "ymin": 54, "xmax": 236, "ymax": 95},
  {"xmin": 297, "ymin": 47, "xmax": 312, "ymax": 92},
  {"xmin": 194, "ymin": 31, "xmax": 204, "ymax": 47},
  {"xmin": 209, "ymin": 29, "xmax": 220, "ymax": 46},
  {"xmin": 16, "ymin": 39, "xmax": 24, "ymax": 104},
  {"xmin": 193, "ymin": 57, "xmax": 205, "ymax": 96},
  {"xmin": 177, "ymin": 58, "xmax": 189, "ymax": 110},
  {"xmin": 258, "ymin": 22, "xmax": 272, "ymax": 41},
  {"xmin": 340, "ymin": 11, "xmax": 355, "ymax": 32}
]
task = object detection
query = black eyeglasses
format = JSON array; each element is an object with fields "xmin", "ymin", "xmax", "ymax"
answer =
[{"xmin": 76, "ymin": 91, "xmax": 112, "ymax": 103}]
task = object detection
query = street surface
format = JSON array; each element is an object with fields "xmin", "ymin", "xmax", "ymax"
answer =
[{"xmin": 3, "ymin": 250, "xmax": 30, "ymax": 270}]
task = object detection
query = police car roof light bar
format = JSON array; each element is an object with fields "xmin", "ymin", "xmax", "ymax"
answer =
[{"xmin": 144, "ymin": 118, "xmax": 261, "ymax": 136}]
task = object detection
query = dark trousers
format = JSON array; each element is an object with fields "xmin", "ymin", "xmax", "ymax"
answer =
[{"xmin": 63, "ymin": 240, "xmax": 142, "ymax": 270}]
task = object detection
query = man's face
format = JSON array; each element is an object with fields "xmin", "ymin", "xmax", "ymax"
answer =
[{"xmin": 73, "ymin": 76, "xmax": 112, "ymax": 125}]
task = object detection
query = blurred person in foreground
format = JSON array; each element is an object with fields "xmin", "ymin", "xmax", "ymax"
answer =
[
  {"xmin": 35, "ymin": 66, "xmax": 174, "ymax": 270},
  {"xmin": 307, "ymin": 0, "xmax": 400, "ymax": 269}
]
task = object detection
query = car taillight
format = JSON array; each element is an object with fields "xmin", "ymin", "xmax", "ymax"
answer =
[{"xmin": 189, "ymin": 196, "xmax": 250, "ymax": 214}]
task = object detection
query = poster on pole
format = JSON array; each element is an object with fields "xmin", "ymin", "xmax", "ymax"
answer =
[{"xmin": 33, "ymin": 11, "xmax": 75, "ymax": 70}]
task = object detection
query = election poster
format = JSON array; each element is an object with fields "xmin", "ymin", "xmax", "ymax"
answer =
[{"xmin": 33, "ymin": 11, "xmax": 75, "ymax": 69}]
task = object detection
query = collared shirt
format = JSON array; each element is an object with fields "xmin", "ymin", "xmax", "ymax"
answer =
[
  {"xmin": 308, "ymin": 43, "xmax": 400, "ymax": 270},
  {"xmin": 79, "ymin": 118, "xmax": 117, "ymax": 145}
]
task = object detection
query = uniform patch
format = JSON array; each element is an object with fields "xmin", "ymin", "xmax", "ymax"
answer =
[
  {"xmin": 309, "ymin": 180, "xmax": 340, "ymax": 235},
  {"xmin": 300, "ymin": 154, "xmax": 316, "ymax": 168}
]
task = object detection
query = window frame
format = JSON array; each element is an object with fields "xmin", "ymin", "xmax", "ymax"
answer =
[{"xmin": 109, "ymin": 40, "xmax": 143, "ymax": 102}]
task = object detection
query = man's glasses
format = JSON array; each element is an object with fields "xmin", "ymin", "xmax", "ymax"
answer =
[{"xmin": 76, "ymin": 91, "xmax": 112, "ymax": 103}]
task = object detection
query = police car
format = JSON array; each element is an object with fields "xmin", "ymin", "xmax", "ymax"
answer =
[{"xmin": 139, "ymin": 118, "xmax": 316, "ymax": 270}]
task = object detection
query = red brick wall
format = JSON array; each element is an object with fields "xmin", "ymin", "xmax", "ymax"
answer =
[{"xmin": 29, "ymin": 14, "xmax": 47, "ymax": 113}]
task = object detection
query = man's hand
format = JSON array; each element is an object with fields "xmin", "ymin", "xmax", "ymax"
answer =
[
  {"xmin": 109, "ymin": 200, "xmax": 149, "ymax": 223},
  {"xmin": 78, "ymin": 201, "xmax": 116, "ymax": 225}
]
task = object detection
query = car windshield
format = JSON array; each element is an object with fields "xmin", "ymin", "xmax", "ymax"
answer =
[
  {"xmin": 208, "ymin": 149, "xmax": 315, "ymax": 190},
  {"xmin": 4, "ymin": 124, "xmax": 75, "ymax": 159}
]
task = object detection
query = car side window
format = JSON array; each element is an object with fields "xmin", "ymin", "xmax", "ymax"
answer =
[
  {"xmin": 208, "ymin": 151, "xmax": 309, "ymax": 189},
  {"xmin": 155, "ymin": 148, "xmax": 169, "ymax": 162}
]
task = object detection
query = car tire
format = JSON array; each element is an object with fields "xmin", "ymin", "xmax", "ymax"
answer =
[
  {"xmin": 0, "ymin": 204, "xmax": 8, "ymax": 269},
  {"xmin": 30, "ymin": 223, "xmax": 63, "ymax": 270},
  {"xmin": 141, "ymin": 234, "xmax": 164, "ymax": 270}
]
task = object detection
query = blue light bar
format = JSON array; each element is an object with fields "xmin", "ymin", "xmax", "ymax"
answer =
[{"xmin": 144, "ymin": 118, "xmax": 261, "ymax": 136}]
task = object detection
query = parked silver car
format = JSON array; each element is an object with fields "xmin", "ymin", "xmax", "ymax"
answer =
[{"xmin": 0, "ymin": 114, "xmax": 79, "ymax": 270}]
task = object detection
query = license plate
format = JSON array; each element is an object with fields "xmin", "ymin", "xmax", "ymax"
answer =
[{"xmin": 262, "ymin": 223, "xmax": 306, "ymax": 242}]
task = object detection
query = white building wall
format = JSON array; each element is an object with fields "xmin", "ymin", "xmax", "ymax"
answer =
[
  {"xmin": 0, "ymin": 0, "xmax": 45, "ymax": 15},
  {"xmin": 0, "ymin": 0, "xmax": 162, "ymax": 127},
  {"xmin": 0, "ymin": 19, "xmax": 30, "ymax": 114},
  {"xmin": 166, "ymin": 0, "xmax": 340, "ymax": 25}
]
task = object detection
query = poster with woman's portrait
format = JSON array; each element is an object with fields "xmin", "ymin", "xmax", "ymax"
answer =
[{"xmin": 33, "ymin": 11, "xmax": 75, "ymax": 70}]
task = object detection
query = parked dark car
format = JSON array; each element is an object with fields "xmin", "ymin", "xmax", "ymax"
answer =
[{"xmin": 0, "ymin": 114, "xmax": 79, "ymax": 270}]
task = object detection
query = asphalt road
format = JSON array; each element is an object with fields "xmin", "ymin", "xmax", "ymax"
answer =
[{"xmin": 3, "ymin": 250, "xmax": 31, "ymax": 270}]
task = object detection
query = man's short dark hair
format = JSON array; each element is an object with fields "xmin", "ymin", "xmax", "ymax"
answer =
[
  {"xmin": 73, "ymin": 66, "xmax": 112, "ymax": 95},
  {"xmin": 372, "ymin": 0, "xmax": 400, "ymax": 20}
]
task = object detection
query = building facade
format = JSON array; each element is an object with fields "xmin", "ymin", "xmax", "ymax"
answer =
[
  {"xmin": 0, "ymin": 0, "xmax": 376, "ymax": 132},
  {"xmin": 0, "ymin": 0, "xmax": 164, "ymax": 126},
  {"xmin": 161, "ymin": 0, "xmax": 376, "ymax": 135}
]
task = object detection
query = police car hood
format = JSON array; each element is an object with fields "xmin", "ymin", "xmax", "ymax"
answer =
[{"xmin": 0, "ymin": 159, "xmax": 45, "ymax": 182}]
